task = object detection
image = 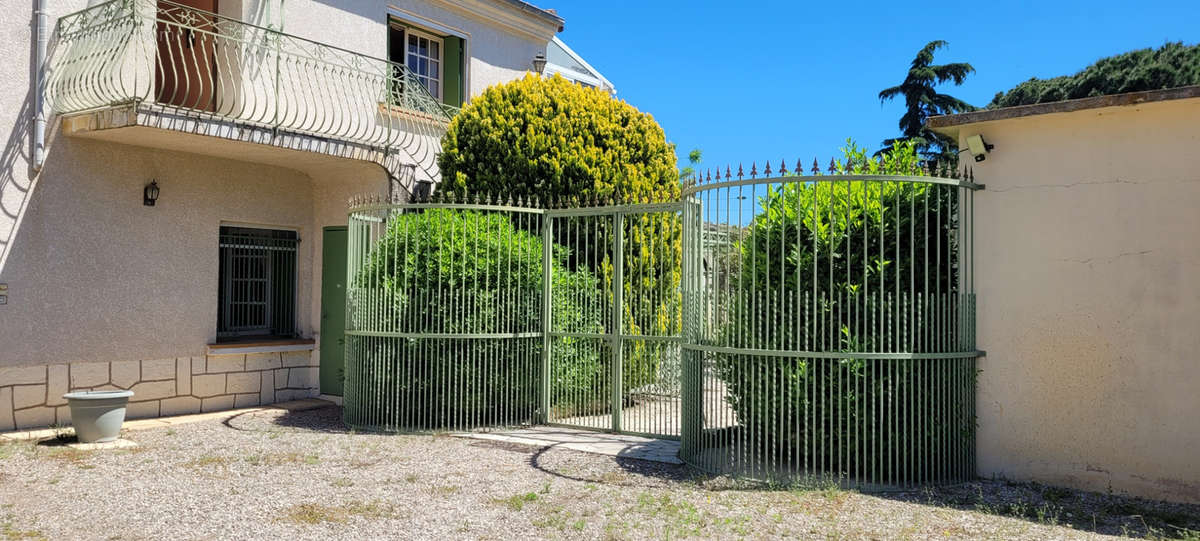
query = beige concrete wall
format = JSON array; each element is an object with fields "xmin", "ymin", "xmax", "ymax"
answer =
[{"xmin": 956, "ymin": 97, "xmax": 1200, "ymax": 503}]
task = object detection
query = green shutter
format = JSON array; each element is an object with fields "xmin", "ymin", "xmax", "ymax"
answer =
[{"xmin": 442, "ymin": 36, "xmax": 463, "ymax": 107}]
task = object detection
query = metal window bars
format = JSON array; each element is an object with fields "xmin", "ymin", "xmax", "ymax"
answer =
[
  {"xmin": 217, "ymin": 226, "xmax": 298, "ymax": 338},
  {"xmin": 46, "ymin": 0, "xmax": 456, "ymax": 180},
  {"xmin": 343, "ymin": 161, "xmax": 982, "ymax": 487}
]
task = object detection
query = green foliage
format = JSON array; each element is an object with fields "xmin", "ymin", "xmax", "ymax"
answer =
[
  {"xmin": 438, "ymin": 74, "xmax": 683, "ymax": 396},
  {"xmin": 438, "ymin": 74, "xmax": 679, "ymax": 204},
  {"xmin": 878, "ymin": 40, "xmax": 976, "ymax": 166},
  {"xmin": 349, "ymin": 209, "xmax": 605, "ymax": 427},
  {"xmin": 679, "ymin": 148, "xmax": 702, "ymax": 181},
  {"xmin": 990, "ymin": 42, "xmax": 1200, "ymax": 108},
  {"xmin": 714, "ymin": 140, "xmax": 969, "ymax": 477}
]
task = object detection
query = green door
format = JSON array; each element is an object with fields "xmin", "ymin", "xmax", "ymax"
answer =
[{"xmin": 319, "ymin": 226, "xmax": 348, "ymax": 396}]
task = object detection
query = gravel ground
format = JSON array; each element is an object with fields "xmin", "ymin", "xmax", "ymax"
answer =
[{"xmin": 1, "ymin": 406, "xmax": 1197, "ymax": 540}]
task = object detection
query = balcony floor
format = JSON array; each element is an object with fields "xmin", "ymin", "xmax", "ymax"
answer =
[{"xmin": 58, "ymin": 102, "xmax": 416, "ymax": 191}]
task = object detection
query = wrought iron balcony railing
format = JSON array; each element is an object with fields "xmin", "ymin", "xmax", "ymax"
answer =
[{"xmin": 47, "ymin": 0, "xmax": 457, "ymax": 181}]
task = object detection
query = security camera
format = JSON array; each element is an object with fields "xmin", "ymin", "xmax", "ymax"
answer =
[{"xmin": 964, "ymin": 134, "xmax": 994, "ymax": 162}]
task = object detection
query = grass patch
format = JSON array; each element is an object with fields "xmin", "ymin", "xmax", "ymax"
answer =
[
  {"xmin": 1, "ymin": 513, "xmax": 47, "ymax": 541},
  {"xmin": 634, "ymin": 492, "xmax": 705, "ymax": 537},
  {"xmin": 0, "ymin": 442, "xmax": 20, "ymax": 461},
  {"xmin": 430, "ymin": 485, "xmax": 461, "ymax": 498},
  {"xmin": 42, "ymin": 447, "xmax": 89, "ymax": 465},
  {"xmin": 279, "ymin": 501, "xmax": 398, "ymax": 525},
  {"xmin": 243, "ymin": 452, "xmax": 319, "ymax": 466},
  {"xmin": 184, "ymin": 455, "xmax": 233, "ymax": 469},
  {"xmin": 495, "ymin": 492, "xmax": 539, "ymax": 511}
]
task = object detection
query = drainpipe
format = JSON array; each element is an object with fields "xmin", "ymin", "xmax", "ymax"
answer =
[{"xmin": 32, "ymin": 0, "xmax": 48, "ymax": 172}]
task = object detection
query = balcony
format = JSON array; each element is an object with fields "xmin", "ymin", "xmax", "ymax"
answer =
[{"xmin": 46, "ymin": 0, "xmax": 458, "ymax": 187}]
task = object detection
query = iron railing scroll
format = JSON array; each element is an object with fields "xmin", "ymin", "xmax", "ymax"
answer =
[{"xmin": 47, "ymin": 0, "xmax": 454, "ymax": 180}]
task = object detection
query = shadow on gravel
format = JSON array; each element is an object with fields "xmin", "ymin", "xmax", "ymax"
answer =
[
  {"xmin": 875, "ymin": 480, "xmax": 1200, "ymax": 540},
  {"xmin": 220, "ymin": 404, "xmax": 351, "ymax": 434}
]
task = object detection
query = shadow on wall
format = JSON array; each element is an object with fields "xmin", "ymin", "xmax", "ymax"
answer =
[{"xmin": 0, "ymin": 90, "xmax": 34, "ymax": 275}]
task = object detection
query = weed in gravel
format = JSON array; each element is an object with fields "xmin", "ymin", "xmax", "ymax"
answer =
[
  {"xmin": 244, "ymin": 452, "xmax": 319, "ymax": 466},
  {"xmin": 404, "ymin": 473, "xmax": 418, "ymax": 483},
  {"xmin": 496, "ymin": 492, "xmax": 539, "ymax": 511},
  {"xmin": 430, "ymin": 485, "xmax": 461, "ymax": 498},
  {"xmin": 43, "ymin": 447, "xmax": 89, "ymax": 466},
  {"xmin": 1, "ymin": 513, "xmax": 47, "ymax": 540},
  {"xmin": 635, "ymin": 492, "xmax": 704, "ymax": 536},
  {"xmin": 330, "ymin": 478, "xmax": 354, "ymax": 488},
  {"xmin": 279, "ymin": 501, "xmax": 398, "ymax": 525},
  {"xmin": 0, "ymin": 442, "xmax": 18, "ymax": 461},
  {"xmin": 185, "ymin": 455, "xmax": 232, "ymax": 469}
]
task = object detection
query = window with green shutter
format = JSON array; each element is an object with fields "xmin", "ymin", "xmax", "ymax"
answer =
[{"xmin": 387, "ymin": 18, "xmax": 464, "ymax": 108}]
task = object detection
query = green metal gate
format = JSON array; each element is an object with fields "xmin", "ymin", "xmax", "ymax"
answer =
[
  {"xmin": 343, "ymin": 162, "xmax": 982, "ymax": 486},
  {"xmin": 543, "ymin": 203, "xmax": 684, "ymax": 439}
]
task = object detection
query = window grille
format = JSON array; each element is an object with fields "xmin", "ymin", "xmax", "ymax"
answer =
[{"xmin": 217, "ymin": 226, "xmax": 298, "ymax": 339}]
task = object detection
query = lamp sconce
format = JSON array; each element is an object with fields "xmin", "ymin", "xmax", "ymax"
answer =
[
  {"xmin": 964, "ymin": 134, "xmax": 994, "ymax": 162},
  {"xmin": 143, "ymin": 180, "xmax": 160, "ymax": 206},
  {"xmin": 532, "ymin": 53, "xmax": 547, "ymax": 75}
]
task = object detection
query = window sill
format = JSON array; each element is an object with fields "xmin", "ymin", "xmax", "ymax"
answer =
[{"xmin": 206, "ymin": 338, "xmax": 315, "ymax": 356}]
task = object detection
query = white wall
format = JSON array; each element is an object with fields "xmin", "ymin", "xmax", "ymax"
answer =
[
  {"xmin": 281, "ymin": 0, "xmax": 552, "ymax": 99},
  {"xmin": 955, "ymin": 97, "xmax": 1200, "ymax": 503}
]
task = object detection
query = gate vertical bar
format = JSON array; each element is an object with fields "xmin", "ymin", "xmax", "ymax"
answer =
[
  {"xmin": 540, "ymin": 215, "xmax": 553, "ymax": 423},
  {"xmin": 611, "ymin": 211, "xmax": 624, "ymax": 433}
]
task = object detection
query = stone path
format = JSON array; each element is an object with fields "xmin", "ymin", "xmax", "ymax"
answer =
[{"xmin": 455, "ymin": 425, "xmax": 683, "ymax": 464}]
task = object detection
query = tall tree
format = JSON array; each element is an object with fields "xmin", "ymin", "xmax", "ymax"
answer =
[
  {"xmin": 678, "ymin": 148, "xmax": 702, "ymax": 181},
  {"xmin": 989, "ymin": 42, "xmax": 1200, "ymax": 108},
  {"xmin": 878, "ymin": 40, "xmax": 976, "ymax": 165}
]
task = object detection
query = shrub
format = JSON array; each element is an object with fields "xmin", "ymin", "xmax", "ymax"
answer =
[
  {"xmin": 437, "ymin": 74, "xmax": 683, "ymax": 394},
  {"xmin": 347, "ymin": 209, "xmax": 606, "ymax": 428},
  {"xmin": 713, "ymin": 141, "xmax": 971, "ymax": 479},
  {"xmin": 438, "ymin": 74, "xmax": 678, "ymax": 204}
]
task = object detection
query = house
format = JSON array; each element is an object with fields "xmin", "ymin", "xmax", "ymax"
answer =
[
  {"xmin": 928, "ymin": 86, "xmax": 1200, "ymax": 504},
  {"xmin": 544, "ymin": 37, "xmax": 615, "ymax": 95},
  {"xmin": 0, "ymin": 0, "xmax": 570, "ymax": 429}
]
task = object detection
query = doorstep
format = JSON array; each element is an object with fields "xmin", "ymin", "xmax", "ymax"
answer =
[{"xmin": 0, "ymin": 398, "xmax": 334, "ymax": 442}]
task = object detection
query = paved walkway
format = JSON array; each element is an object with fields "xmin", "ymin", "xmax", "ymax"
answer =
[
  {"xmin": 0, "ymin": 398, "xmax": 332, "ymax": 442},
  {"xmin": 455, "ymin": 425, "xmax": 682, "ymax": 464}
]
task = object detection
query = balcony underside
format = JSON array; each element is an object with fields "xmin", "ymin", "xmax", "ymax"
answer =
[{"xmin": 60, "ymin": 101, "xmax": 422, "ymax": 194}]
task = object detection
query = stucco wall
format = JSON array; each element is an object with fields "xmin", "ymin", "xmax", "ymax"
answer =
[
  {"xmin": 0, "ymin": 137, "xmax": 317, "ymax": 366},
  {"xmin": 282, "ymin": 0, "xmax": 552, "ymax": 100},
  {"xmin": 956, "ymin": 97, "xmax": 1200, "ymax": 503}
]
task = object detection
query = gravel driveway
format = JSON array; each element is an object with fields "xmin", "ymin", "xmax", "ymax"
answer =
[{"xmin": 1, "ymin": 406, "xmax": 1197, "ymax": 540}]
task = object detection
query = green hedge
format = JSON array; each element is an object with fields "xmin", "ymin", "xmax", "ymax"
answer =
[{"xmin": 714, "ymin": 142, "xmax": 972, "ymax": 478}]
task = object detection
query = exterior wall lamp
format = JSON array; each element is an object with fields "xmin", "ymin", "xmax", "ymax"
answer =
[
  {"xmin": 144, "ymin": 180, "xmax": 160, "ymax": 206},
  {"xmin": 532, "ymin": 53, "xmax": 547, "ymax": 75}
]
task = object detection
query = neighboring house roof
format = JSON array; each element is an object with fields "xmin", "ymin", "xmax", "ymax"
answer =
[
  {"xmin": 928, "ymin": 85, "xmax": 1200, "ymax": 136},
  {"xmin": 545, "ymin": 36, "xmax": 615, "ymax": 94},
  {"xmin": 492, "ymin": 0, "xmax": 564, "ymax": 31}
]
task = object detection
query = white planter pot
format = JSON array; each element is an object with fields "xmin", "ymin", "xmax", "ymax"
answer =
[{"xmin": 63, "ymin": 390, "xmax": 134, "ymax": 443}]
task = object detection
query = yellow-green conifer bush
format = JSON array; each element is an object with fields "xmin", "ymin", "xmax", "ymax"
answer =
[{"xmin": 439, "ymin": 74, "xmax": 682, "ymax": 394}]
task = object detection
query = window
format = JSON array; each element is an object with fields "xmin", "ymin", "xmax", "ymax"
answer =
[
  {"xmin": 217, "ymin": 226, "xmax": 298, "ymax": 339},
  {"xmin": 405, "ymin": 29, "xmax": 442, "ymax": 100},
  {"xmin": 387, "ymin": 19, "xmax": 463, "ymax": 108}
]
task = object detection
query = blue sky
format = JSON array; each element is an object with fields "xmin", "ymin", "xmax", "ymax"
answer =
[{"xmin": 554, "ymin": 1, "xmax": 1200, "ymax": 174}]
